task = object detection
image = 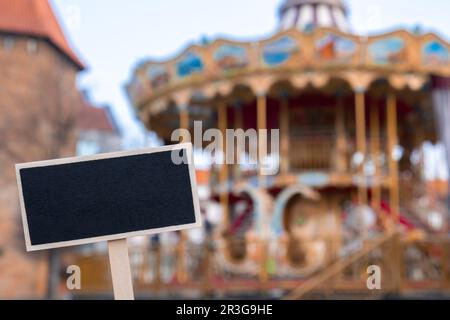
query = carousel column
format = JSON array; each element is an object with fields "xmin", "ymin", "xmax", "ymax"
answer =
[
  {"xmin": 386, "ymin": 90, "xmax": 402, "ymax": 292},
  {"xmin": 355, "ymin": 88, "xmax": 368, "ymax": 207},
  {"xmin": 180, "ymin": 106, "xmax": 190, "ymax": 141},
  {"xmin": 280, "ymin": 96, "xmax": 290, "ymax": 174},
  {"xmin": 257, "ymin": 93, "xmax": 268, "ymax": 187},
  {"xmin": 332, "ymin": 94, "xmax": 346, "ymax": 283},
  {"xmin": 177, "ymin": 105, "xmax": 190, "ymax": 284},
  {"xmin": 432, "ymin": 78, "xmax": 450, "ymax": 207},
  {"xmin": 218, "ymin": 100, "xmax": 229, "ymax": 229},
  {"xmin": 257, "ymin": 92, "xmax": 269, "ymax": 284},
  {"xmin": 370, "ymin": 102, "xmax": 382, "ymax": 215},
  {"xmin": 387, "ymin": 92, "xmax": 400, "ymax": 222}
]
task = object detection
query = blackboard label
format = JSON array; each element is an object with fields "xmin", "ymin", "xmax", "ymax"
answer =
[{"xmin": 16, "ymin": 143, "xmax": 201, "ymax": 251}]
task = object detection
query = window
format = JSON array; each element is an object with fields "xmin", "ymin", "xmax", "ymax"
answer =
[
  {"xmin": 27, "ymin": 39, "xmax": 38, "ymax": 54},
  {"xmin": 3, "ymin": 36, "xmax": 14, "ymax": 50},
  {"xmin": 76, "ymin": 140, "xmax": 100, "ymax": 156}
]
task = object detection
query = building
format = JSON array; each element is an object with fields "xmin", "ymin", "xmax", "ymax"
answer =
[
  {"xmin": 77, "ymin": 92, "xmax": 122, "ymax": 157},
  {"xmin": 77, "ymin": 0, "xmax": 450, "ymax": 298},
  {"xmin": 0, "ymin": 0, "xmax": 85, "ymax": 298}
]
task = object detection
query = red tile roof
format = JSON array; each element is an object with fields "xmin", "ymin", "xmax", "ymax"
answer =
[
  {"xmin": 78, "ymin": 94, "xmax": 117, "ymax": 133},
  {"xmin": 0, "ymin": 0, "xmax": 85, "ymax": 69}
]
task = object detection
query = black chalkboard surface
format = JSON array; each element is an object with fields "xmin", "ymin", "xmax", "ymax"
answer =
[{"xmin": 16, "ymin": 143, "xmax": 201, "ymax": 251}]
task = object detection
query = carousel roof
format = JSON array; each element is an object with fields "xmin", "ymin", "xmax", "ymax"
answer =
[
  {"xmin": 280, "ymin": 0, "xmax": 347, "ymax": 11},
  {"xmin": 127, "ymin": 28, "xmax": 450, "ymax": 112},
  {"xmin": 279, "ymin": 0, "xmax": 349, "ymax": 32},
  {"xmin": 126, "ymin": 2, "xmax": 450, "ymax": 126}
]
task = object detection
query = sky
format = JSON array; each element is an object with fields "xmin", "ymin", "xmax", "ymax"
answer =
[{"xmin": 51, "ymin": 0, "xmax": 450, "ymax": 148}]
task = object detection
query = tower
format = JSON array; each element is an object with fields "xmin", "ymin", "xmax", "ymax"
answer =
[
  {"xmin": 0, "ymin": 0, "xmax": 84, "ymax": 299},
  {"xmin": 279, "ymin": 0, "xmax": 350, "ymax": 32}
]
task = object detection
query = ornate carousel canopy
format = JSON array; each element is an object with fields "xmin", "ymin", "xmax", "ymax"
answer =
[
  {"xmin": 126, "ymin": 0, "xmax": 450, "ymax": 126},
  {"xmin": 127, "ymin": 30, "xmax": 450, "ymax": 114}
]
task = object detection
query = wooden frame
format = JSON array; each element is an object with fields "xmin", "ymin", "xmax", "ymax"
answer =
[{"xmin": 16, "ymin": 143, "xmax": 202, "ymax": 252}]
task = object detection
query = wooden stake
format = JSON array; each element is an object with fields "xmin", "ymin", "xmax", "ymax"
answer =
[
  {"xmin": 176, "ymin": 232, "xmax": 188, "ymax": 284},
  {"xmin": 108, "ymin": 239, "xmax": 135, "ymax": 300}
]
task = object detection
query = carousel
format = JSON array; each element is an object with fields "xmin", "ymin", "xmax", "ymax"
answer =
[{"xmin": 76, "ymin": 0, "xmax": 450, "ymax": 298}]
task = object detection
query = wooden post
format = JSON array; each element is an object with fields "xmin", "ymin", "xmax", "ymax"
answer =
[
  {"xmin": 108, "ymin": 239, "xmax": 134, "ymax": 300},
  {"xmin": 218, "ymin": 100, "xmax": 229, "ymax": 228},
  {"xmin": 387, "ymin": 92, "xmax": 400, "ymax": 222},
  {"xmin": 177, "ymin": 107, "xmax": 190, "ymax": 283},
  {"xmin": 370, "ymin": 102, "xmax": 381, "ymax": 214},
  {"xmin": 257, "ymin": 93, "xmax": 268, "ymax": 284},
  {"xmin": 355, "ymin": 89, "xmax": 368, "ymax": 206},
  {"xmin": 257, "ymin": 93, "xmax": 267, "ymax": 187},
  {"xmin": 335, "ymin": 96, "xmax": 347, "ymax": 173},
  {"xmin": 176, "ymin": 233, "xmax": 188, "ymax": 284},
  {"xmin": 280, "ymin": 97, "xmax": 290, "ymax": 174},
  {"xmin": 391, "ymin": 232, "xmax": 403, "ymax": 292},
  {"xmin": 180, "ymin": 107, "xmax": 190, "ymax": 143}
]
